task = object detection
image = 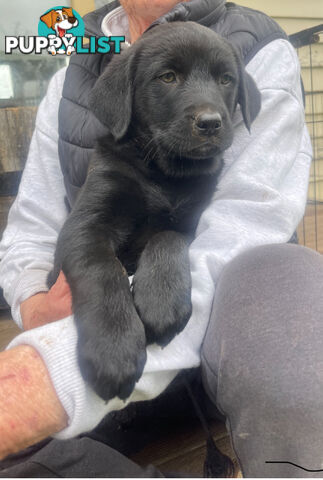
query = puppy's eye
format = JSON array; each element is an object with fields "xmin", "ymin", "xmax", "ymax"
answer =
[
  {"xmin": 220, "ymin": 73, "xmax": 233, "ymax": 85},
  {"xmin": 159, "ymin": 72, "xmax": 176, "ymax": 83},
  {"xmin": 56, "ymin": 16, "xmax": 60, "ymax": 21},
  {"xmin": 63, "ymin": 14, "xmax": 68, "ymax": 19}
]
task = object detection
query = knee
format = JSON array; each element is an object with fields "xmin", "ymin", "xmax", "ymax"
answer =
[
  {"xmin": 211, "ymin": 243, "xmax": 323, "ymax": 326},
  {"xmin": 202, "ymin": 243, "xmax": 323, "ymax": 401},
  {"xmin": 217, "ymin": 243, "xmax": 321, "ymax": 297}
]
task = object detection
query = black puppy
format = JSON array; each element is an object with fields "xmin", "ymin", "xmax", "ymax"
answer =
[{"xmin": 49, "ymin": 21, "xmax": 261, "ymax": 401}]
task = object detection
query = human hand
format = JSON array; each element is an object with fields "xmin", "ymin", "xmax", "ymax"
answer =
[{"xmin": 20, "ymin": 271, "xmax": 73, "ymax": 330}]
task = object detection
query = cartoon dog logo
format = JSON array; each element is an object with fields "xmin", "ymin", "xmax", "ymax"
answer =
[{"xmin": 40, "ymin": 7, "xmax": 78, "ymax": 55}]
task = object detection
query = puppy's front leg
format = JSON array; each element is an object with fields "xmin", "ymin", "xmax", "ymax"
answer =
[
  {"xmin": 56, "ymin": 170, "xmax": 147, "ymax": 401},
  {"xmin": 132, "ymin": 231, "xmax": 192, "ymax": 346}
]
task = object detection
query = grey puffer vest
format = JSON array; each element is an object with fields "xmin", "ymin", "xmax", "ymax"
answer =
[{"xmin": 58, "ymin": 0, "xmax": 288, "ymax": 209}]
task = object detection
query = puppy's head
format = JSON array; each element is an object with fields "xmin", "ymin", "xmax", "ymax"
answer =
[
  {"xmin": 90, "ymin": 22, "xmax": 261, "ymax": 177},
  {"xmin": 40, "ymin": 8, "xmax": 78, "ymax": 36}
]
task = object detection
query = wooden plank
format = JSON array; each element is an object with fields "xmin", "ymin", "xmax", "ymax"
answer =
[
  {"xmin": 308, "ymin": 179, "xmax": 323, "ymax": 202},
  {"xmin": 307, "ymin": 132, "xmax": 323, "ymax": 149},
  {"xmin": 298, "ymin": 44, "xmax": 323, "ymax": 68},
  {"xmin": 0, "ymin": 171, "xmax": 22, "ymax": 196},
  {"xmin": 71, "ymin": 0, "xmax": 95, "ymax": 17},
  {"xmin": 131, "ymin": 418, "xmax": 227, "ymax": 466},
  {"xmin": 309, "ymin": 162, "xmax": 323, "ymax": 183},
  {"xmin": 236, "ymin": 0, "xmax": 323, "ymax": 19},
  {"xmin": 156, "ymin": 434, "xmax": 241, "ymax": 477},
  {"xmin": 305, "ymin": 111, "xmax": 323, "ymax": 123},
  {"xmin": 130, "ymin": 417, "xmax": 242, "ymax": 477},
  {"xmin": 0, "ymin": 107, "xmax": 37, "ymax": 173},
  {"xmin": 301, "ymin": 67, "xmax": 323, "ymax": 92},
  {"xmin": 0, "ymin": 311, "xmax": 21, "ymax": 352},
  {"xmin": 276, "ymin": 18, "xmax": 323, "ymax": 36},
  {"xmin": 307, "ymin": 160, "xmax": 323, "ymax": 182},
  {"xmin": 297, "ymin": 203, "xmax": 323, "ymax": 254},
  {"xmin": 0, "ymin": 196, "xmax": 15, "ymax": 239}
]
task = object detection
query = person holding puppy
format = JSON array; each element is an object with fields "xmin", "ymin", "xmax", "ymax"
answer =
[{"xmin": 0, "ymin": 0, "xmax": 319, "ymax": 477}]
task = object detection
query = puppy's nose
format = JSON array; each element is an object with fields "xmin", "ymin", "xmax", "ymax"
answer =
[
  {"xmin": 195, "ymin": 112, "xmax": 222, "ymax": 136},
  {"xmin": 68, "ymin": 16, "xmax": 77, "ymax": 23}
]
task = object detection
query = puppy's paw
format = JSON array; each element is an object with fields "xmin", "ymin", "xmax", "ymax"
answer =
[
  {"xmin": 77, "ymin": 313, "xmax": 147, "ymax": 401},
  {"xmin": 132, "ymin": 270, "xmax": 192, "ymax": 347}
]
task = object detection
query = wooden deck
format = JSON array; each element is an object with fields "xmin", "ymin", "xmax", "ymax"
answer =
[{"xmin": 130, "ymin": 416, "xmax": 241, "ymax": 477}]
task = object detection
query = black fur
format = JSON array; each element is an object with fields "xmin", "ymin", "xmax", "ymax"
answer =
[{"xmin": 48, "ymin": 22, "xmax": 261, "ymax": 401}]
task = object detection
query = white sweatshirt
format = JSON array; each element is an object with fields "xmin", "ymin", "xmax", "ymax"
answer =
[{"xmin": 0, "ymin": 7, "xmax": 312, "ymax": 439}]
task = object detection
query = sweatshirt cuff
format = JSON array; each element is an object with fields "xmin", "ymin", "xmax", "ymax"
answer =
[
  {"xmin": 6, "ymin": 316, "xmax": 127, "ymax": 439},
  {"xmin": 11, "ymin": 269, "xmax": 50, "ymax": 329},
  {"xmin": 6, "ymin": 313, "xmax": 182, "ymax": 439}
]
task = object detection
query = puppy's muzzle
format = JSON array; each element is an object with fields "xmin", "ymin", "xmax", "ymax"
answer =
[{"xmin": 193, "ymin": 111, "xmax": 222, "ymax": 137}]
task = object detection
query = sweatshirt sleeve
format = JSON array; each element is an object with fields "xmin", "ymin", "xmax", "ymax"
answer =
[
  {"xmin": 185, "ymin": 38, "xmax": 312, "ymax": 355},
  {"xmin": 5, "ymin": 38, "xmax": 312, "ymax": 439},
  {"xmin": 0, "ymin": 67, "xmax": 68, "ymax": 328}
]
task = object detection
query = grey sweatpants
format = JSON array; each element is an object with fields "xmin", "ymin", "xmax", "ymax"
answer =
[{"xmin": 201, "ymin": 243, "xmax": 323, "ymax": 477}]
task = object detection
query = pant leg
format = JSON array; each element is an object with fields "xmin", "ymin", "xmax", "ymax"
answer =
[
  {"xmin": 0, "ymin": 437, "xmax": 163, "ymax": 478},
  {"xmin": 201, "ymin": 244, "xmax": 323, "ymax": 478}
]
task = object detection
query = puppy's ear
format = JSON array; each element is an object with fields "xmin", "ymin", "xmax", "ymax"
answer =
[
  {"xmin": 234, "ymin": 50, "xmax": 261, "ymax": 132},
  {"xmin": 62, "ymin": 7, "xmax": 74, "ymax": 17},
  {"xmin": 89, "ymin": 48, "xmax": 136, "ymax": 141},
  {"xmin": 40, "ymin": 10, "xmax": 55, "ymax": 29}
]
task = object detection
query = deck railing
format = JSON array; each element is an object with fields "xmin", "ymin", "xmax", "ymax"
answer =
[{"xmin": 290, "ymin": 25, "xmax": 323, "ymax": 253}]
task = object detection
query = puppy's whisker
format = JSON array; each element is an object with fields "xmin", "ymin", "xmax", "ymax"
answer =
[
  {"xmin": 165, "ymin": 138, "xmax": 178, "ymax": 158},
  {"xmin": 143, "ymin": 143, "xmax": 158, "ymax": 166}
]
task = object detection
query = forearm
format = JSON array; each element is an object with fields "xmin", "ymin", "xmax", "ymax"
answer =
[
  {"xmin": 0, "ymin": 345, "xmax": 68, "ymax": 459},
  {"xmin": 20, "ymin": 293, "xmax": 50, "ymax": 330},
  {"xmin": 20, "ymin": 272, "xmax": 73, "ymax": 330}
]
